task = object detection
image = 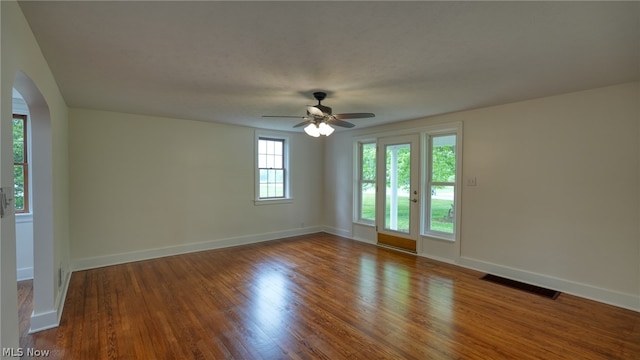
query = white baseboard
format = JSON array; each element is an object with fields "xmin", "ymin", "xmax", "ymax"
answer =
[
  {"xmin": 16, "ymin": 267, "xmax": 33, "ymax": 281},
  {"xmin": 72, "ymin": 226, "xmax": 323, "ymax": 271},
  {"xmin": 29, "ymin": 309, "xmax": 58, "ymax": 334},
  {"xmin": 351, "ymin": 236, "xmax": 376, "ymax": 245},
  {"xmin": 456, "ymin": 256, "xmax": 640, "ymax": 312},
  {"xmin": 329, "ymin": 227, "xmax": 640, "ymax": 313},
  {"xmin": 322, "ymin": 225, "xmax": 352, "ymax": 239},
  {"xmin": 28, "ymin": 267, "xmax": 71, "ymax": 333},
  {"xmin": 69, "ymin": 227, "xmax": 639, "ymax": 313}
]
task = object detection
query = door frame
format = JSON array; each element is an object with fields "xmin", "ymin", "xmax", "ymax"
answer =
[{"xmin": 376, "ymin": 134, "xmax": 421, "ymax": 250}]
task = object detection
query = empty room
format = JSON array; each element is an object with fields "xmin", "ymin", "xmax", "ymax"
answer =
[{"xmin": 1, "ymin": 1, "xmax": 639, "ymax": 359}]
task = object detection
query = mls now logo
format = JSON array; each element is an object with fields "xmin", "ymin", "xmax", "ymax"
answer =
[{"xmin": 2, "ymin": 348, "xmax": 51, "ymax": 357}]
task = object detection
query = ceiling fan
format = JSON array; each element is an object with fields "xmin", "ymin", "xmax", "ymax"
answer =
[{"xmin": 263, "ymin": 92, "xmax": 375, "ymax": 137}]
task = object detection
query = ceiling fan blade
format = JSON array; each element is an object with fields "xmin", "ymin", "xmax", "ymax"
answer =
[
  {"xmin": 262, "ymin": 115, "xmax": 306, "ymax": 118},
  {"xmin": 307, "ymin": 106, "xmax": 324, "ymax": 117},
  {"xmin": 333, "ymin": 113, "xmax": 375, "ymax": 120},
  {"xmin": 328, "ymin": 118, "xmax": 355, "ymax": 128},
  {"xmin": 293, "ymin": 119, "xmax": 313, "ymax": 128}
]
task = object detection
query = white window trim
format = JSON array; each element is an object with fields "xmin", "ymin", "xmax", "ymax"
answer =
[
  {"xmin": 351, "ymin": 122, "xmax": 462, "ymax": 239},
  {"xmin": 353, "ymin": 138, "xmax": 377, "ymax": 226},
  {"xmin": 254, "ymin": 130, "xmax": 293, "ymax": 205},
  {"xmin": 420, "ymin": 122, "xmax": 462, "ymax": 242}
]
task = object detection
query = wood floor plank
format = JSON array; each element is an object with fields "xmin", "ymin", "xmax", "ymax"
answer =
[{"xmin": 18, "ymin": 233, "xmax": 640, "ymax": 359}]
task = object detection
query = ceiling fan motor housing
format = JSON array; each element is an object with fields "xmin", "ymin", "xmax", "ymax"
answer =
[
  {"xmin": 314, "ymin": 104, "xmax": 332, "ymax": 115},
  {"xmin": 312, "ymin": 92, "xmax": 331, "ymax": 115}
]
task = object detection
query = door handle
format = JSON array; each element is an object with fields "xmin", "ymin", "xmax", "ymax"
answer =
[{"xmin": 409, "ymin": 198, "xmax": 418, "ymax": 203}]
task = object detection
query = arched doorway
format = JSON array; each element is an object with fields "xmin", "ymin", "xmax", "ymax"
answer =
[{"xmin": 12, "ymin": 71, "xmax": 56, "ymax": 333}]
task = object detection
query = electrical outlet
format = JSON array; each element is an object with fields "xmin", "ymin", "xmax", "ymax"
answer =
[{"xmin": 467, "ymin": 177, "xmax": 477, "ymax": 186}]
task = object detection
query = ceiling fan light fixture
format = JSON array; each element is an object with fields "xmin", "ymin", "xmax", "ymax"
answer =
[
  {"xmin": 318, "ymin": 122, "xmax": 334, "ymax": 136},
  {"xmin": 263, "ymin": 91, "xmax": 374, "ymax": 136},
  {"xmin": 304, "ymin": 123, "xmax": 321, "ymax": 137}
]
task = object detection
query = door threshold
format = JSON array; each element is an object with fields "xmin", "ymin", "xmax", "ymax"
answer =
[{"xmin": 376, "ymin": 242, "xmax": 417, "ymax": 254}]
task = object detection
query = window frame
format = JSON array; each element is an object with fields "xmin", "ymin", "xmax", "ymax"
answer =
[
  {"xmin": 354, "ymin": 140, "xmax": 377, "ymax": 225},
  {"xmin": 255, "ymin": 131, "xmax": 292, "ymax": 204},
  {"xmin": 13, "ymin": 114, "xmax": 29, "ymax": 214},
  {"xmin": 421, "ymin": 124, "xmax": 462, "ymax": 242}
]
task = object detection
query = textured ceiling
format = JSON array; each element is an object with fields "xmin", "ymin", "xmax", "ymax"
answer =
[{"xmin": 18, "ymin": 1, "xmax": 640, "ymax": 132}]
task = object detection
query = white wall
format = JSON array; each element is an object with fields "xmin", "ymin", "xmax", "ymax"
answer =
[
  {"xmin": 69, "ymin": 109, "xmax": 324, "ymax": 268},
  {"xmin": 15, "ymin": 217, "xmax": 33, "ymax": 281},
  {"xmin": 1, "ymin": 0, "xmax": 71, "ymax": 350},
  {"xmin": 324, "ymin": 82, "xmax": 640, "ymax": 311}
]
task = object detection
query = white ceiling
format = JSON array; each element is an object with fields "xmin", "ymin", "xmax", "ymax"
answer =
[{"xmin": 18, "ymin": 1, "xmax": 640, "ymax": 132}]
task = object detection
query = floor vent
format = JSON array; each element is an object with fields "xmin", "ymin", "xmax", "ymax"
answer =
[{"xmin": 481, "ymin": 274, "xmax": 560, "ymax": 300}]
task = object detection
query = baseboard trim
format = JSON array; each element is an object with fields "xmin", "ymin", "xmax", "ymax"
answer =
[
  {"xmin": 28, "ymin": 267, "xmax": 71, "ymax": 333},
  {"xmin": 70, "ymin": 227, "xmax": 639, "ymax": 313},
  {"xmin": 72, "ymin": 227, "xmax": 323, "ymax": 271},
  {"xmin": 456, "ymin": 256, "xmax": 639, "ymax": 312},
  {"xmin": 17, "ymin": 267, "xmax": 33, "ymax": 281},
  {"xmin": 29, "ymin": 309, "xmax": 58, "ymax": 334},
  {"xmin": 326, "ymin": 227, "xmax": 639, "ymax": 312},
  {"xmin": 350, "ymin": 236, "xmax": 376, "ymax": 245},
  {"xmin": 321, "ymin": 225, "xmax": 352, "ymax": 239}
]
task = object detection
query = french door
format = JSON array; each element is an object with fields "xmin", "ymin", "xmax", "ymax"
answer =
[{"xmin": 376, "ymin": 134, "xmax": 420, "ymax": 252}]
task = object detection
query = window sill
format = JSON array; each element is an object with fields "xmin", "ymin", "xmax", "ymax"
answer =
[
  {"xmin": 16, "ymin": 213, "xmax": 33, "ymax": 223},
  {"xmin": 421, "ymin": 232, "xmax": 456, "ymax": 242},
  {"xmin": 353, "ymin": 221, "xmax": 375, "ymax": 228},
  {"xmin": 254, "ymin": 198, "xmax": 294, "ymax": 206}
]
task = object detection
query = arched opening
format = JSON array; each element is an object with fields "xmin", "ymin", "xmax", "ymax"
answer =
[{"xmin": 12, "ymin": 71, "xmax": 56, "ymax": 334}]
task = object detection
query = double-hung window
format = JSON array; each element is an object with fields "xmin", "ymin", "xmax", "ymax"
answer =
[
  {"xmin": 13, "ymin": 114, "xmax": 29, "ymax": 213},
  {"xmin": 257, "ymin": 135, "xmax": 288, "ymax": 200},
  {"xmin": 356, "ymin": 141, "xmax": 376, "ymax": 224},
  {"xmin": 425, "ymin": 133, "xmax": 458, "ymax": 239}
]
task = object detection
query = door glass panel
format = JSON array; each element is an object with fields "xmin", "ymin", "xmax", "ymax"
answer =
[{"xmin": 384, "ymin": 143, "xmax": 411, "ymax": 233}]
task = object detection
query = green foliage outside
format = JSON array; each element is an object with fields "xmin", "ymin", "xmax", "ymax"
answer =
[
  {"xmin": 431, "ymin": 142, "xmax": 456, "ymax": 183},
  {"xmin": 13, "ymin": 117, "xmax": 25, "ymax": 210},
  {"xmin": 361, "ymin": 193, "xmax": 453, "ymax": 233},
  {"xmin": 360, "ymin": 136, "xmax": 456, "ymax": 233}
]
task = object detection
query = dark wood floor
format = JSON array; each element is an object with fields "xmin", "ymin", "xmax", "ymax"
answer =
[{"xmin": 19, "ymin": 233, "xmax": 640, "ymax": 359}]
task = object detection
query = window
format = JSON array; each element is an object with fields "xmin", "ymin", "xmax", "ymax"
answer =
[
  {"xmin": 425, "ymin": 133, "xmax": 457, "ymax": 238},
  {"xmin": 357, "ymin": 141, "xmax": 376, "ymax": 224},
  {"xmin": 13, "ymin": 114, "xmax": 29, "ymax": 213},
  {"xmin": 257, "ymin": 136, "xmax": 288, "ymax": 200}
]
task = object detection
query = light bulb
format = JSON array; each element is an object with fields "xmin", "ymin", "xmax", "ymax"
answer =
[
  {"xmin": 319, "ymin": 122, "xmax": 334, "ymax": 136},
  {"xmin": 304, "ymin": 123, "xmax": 320, "ymax": 137}
]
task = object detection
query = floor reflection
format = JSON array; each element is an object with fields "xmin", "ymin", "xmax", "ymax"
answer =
[
  {"xmin": 427, "ymin": 275, "xmax": 454, "ymax": 322},
  {"xmin": 251, "ymin": 269, "xmax": 289, "ymax": 337}
]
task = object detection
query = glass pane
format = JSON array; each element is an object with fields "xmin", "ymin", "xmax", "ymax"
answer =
[
  {"xmin": 361, "ymin": 143, "xmax": 376, "ymax": 181},
  {"xmin": 430, "ymin": 185, "xmax": 454, "ymax": 234},
  {"xmin": 258, "ymin": 139, "xmax": 267, "ymax": 154},
  {"xmin": 14, "ymin": 165, "xmax": 25, "ymax": 211},
  {"xmin": 384, "ymin": 143, "xmax": 410, "ymax": 233},
  {"xmin": 274, "ymin": 155, "xmax": 282, "ymax": 169},
  {"xmin": 274, "ymin": 184, "xmax": 283, "ymax": 197},
  {"xmin": 13, "ymin": 117, "xmax": 25, "ymax": 163},
  {"xmin": 259, "ymin": 169, "xmax": 284, "ymax": 198},
  {"xmin": 360, "ymin": 183, "xmax": 375, "ymax": 222},
  {"xmin": 432, "ymin": 135, "xmax": 456, "ymax": 182}
]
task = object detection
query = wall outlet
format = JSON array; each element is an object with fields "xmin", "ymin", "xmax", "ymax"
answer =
[{"xmin": 467, "ymin": 177, "xmax": 477, "ymax": 186}]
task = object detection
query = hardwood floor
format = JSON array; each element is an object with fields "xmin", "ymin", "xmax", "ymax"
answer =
[{"xmin": 19, "ymin": 233, "xmax": 640, "ymax": 359}]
